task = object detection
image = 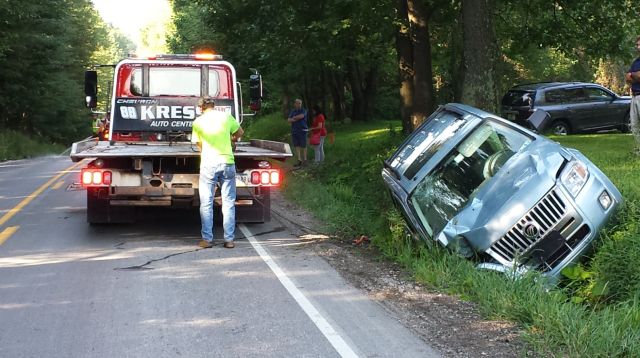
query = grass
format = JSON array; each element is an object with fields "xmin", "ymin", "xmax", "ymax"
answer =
[
  {"xmin": 0, "ymin": 130, "xmax": 66, "ymax": 161},
  {"xmin": 248, "ymin": 113, "xmax": 640, "ymax": 357}
]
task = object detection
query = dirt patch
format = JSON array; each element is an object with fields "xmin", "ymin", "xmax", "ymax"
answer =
[{"xmin": 270, "ymin": 188, "xmax": 527, "ymax": 358}]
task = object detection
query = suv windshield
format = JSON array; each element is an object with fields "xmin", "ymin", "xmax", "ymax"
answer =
[
  {"xmin": 501, "ymin": 90, "xmax": 534, "ymax": 107},
  {"xmin": 409, "ymin": 121, "xmax": 532, "ymax": 237}
]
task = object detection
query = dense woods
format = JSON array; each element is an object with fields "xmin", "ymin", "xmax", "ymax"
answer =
[
  {"xmin": 0, "ymin": 0, "xmax": 638, "ymax": 140},
  {"xmin": 0, "ymin": 0, "xmax": 132, "ymax": 144}
]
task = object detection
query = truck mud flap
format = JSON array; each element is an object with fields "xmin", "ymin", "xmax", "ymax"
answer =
[
  {"xmin": 235, "ymin": 187, "xmax": 271, "ymax": 223},
  {"xmin": 87, "ymin": 188, "xmax": 135, "ymax": 224}
]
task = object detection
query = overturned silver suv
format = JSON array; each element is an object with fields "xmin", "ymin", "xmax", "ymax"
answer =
[{"xmin": 382, "ymin": 103, "xmax": 622, "ymax": 278}]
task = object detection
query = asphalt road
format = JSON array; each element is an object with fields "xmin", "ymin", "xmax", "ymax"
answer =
[{"xmin": 0, "ymin": 156, "xmax": 440, "ymax": 358}]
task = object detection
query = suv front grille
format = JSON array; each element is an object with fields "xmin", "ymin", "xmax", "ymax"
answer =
[{"xmin": 489, "ymin": 189, "xmax": 567, "ymax": 264}]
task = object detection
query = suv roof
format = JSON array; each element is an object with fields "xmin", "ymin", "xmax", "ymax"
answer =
[{"xmin": 511, "ymin": 82, "xmax": 591, "ymax": 91}]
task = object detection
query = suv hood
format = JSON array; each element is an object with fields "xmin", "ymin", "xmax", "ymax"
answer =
[{"xmin": 438, "ymin": 139, "xmax": 568, "ymax": 252}]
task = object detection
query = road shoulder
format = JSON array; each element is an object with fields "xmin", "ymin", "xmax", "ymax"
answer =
[{"xmin": 270, "ymin": 188, "xmax": 526, "ymax": 358}]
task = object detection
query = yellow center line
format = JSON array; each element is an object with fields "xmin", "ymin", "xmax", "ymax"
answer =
[
  {"xmin": 51, "ymin": 180, "xmax": 66, "ymax": 190},
  {"xmin": 0, "ymin": 161, "xmax": 83, "ymax": 227},
  {"xmin": 0, "ymin": 226, "xmax": 19, "ymax": 246}
]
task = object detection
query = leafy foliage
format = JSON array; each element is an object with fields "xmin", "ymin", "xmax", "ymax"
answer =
[{"xmin": 0, "ymin": 0, "xmax": 130, "ymax": 145}]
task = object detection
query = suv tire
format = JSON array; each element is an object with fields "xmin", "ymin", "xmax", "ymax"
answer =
[
  {"xmin": 622, "ymin": 112, "xmax": 631, "ymax": 133},
  {"xmin": 550, "ymin": 120, "xmax": 570, "ymax": 136}
]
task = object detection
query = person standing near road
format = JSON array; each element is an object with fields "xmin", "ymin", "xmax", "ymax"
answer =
[
  {"xmin": 309, "ymin": 105, "xmax": 327, "ymax": 163},
  {"xmin": 192, "ymin": 97, "xmax": 244, "ymax": 249},
  {"xmin": 625, "ymin": 36, "xmax": 640, "ymax": 150},
  {"xmin": 287, "ymin": 98, "xmax": 308, "ymax": 167}
]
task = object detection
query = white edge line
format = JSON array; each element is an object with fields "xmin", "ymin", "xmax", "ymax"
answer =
[{"xmin": 238, "ymin": 224, "xmax": 359, "ymax": 358}]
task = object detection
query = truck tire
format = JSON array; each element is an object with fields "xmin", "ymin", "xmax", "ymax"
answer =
[{"xmin": 87, "ymin": 188, "xmax": 134, "ymax": 224}]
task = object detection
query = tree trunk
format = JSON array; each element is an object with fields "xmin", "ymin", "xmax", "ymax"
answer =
[
  {"xmin": 396, "ymin": 0, "xmax": 434, "ymax": 134},
  {"xmin": 347, "ymin": 58, "xmax": 365, "ymax": 121},
  {"xmin": 329, "ymin": 70, "xmax": 346, "ymax": 122},
  {"xmin": 363, "ymin": 65, "xmax": 379, "ymax": 122},
  {"xmin": 460, "ymin": 0, "xmax": 499, "ymax": 113},
  {"xmin": 396, "ymin": 0, "xmax": 414, "ymax": 134},
  {"xmin": 408, "ymin": 0, "xmax": 434, "ymax": 128}
]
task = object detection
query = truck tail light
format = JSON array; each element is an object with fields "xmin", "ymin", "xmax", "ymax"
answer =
[
  {"xmin": 249, "ymin": 170, "xmax": 280, "ymax": 186},
  {"xmin": 102, "ymin": 171, "xmax": 112, "ymax": 185},
  {"xmin": 81, "ymin": 169, "xmax": 112, "ymax": 187},
  {"xmin": 270, "ymin": 171, "xmax": 280, "ymax": 185},
  {"xmin": 251, "ymin": 171, "xmax": 261, "ymax": 184},
  {"xmin": 82, "ymin": 170, "xmax": 93, "ymax": 185},
  {"xmin": 92, "ymin": 172, "xmax": 102, "ymax": 185}
]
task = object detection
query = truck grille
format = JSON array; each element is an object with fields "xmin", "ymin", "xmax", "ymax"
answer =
[
  {"xmin": 537, "ymin": 224, "xmax": 590, "ymax": 272},
  {"xmin": 489, "ymin": 189, "xmax": 567, "ymax": 264}
]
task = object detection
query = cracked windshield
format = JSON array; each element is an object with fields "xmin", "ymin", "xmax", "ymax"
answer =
[{"xmin": 409, "ymin": 121, "xmax": 532, "ymax": 237}]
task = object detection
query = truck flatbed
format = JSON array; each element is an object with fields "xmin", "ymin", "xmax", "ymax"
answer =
[{"xmin": 70, "ymin": 138, "xmax": 292, "ymax": 162}]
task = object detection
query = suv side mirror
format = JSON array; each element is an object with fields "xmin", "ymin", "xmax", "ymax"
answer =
[
  {"xmin": 526, "ymin": 108, "xmax": 551, "ymax": 132},
  {"xmin": 249, "ymin": 73, "xmax": 262, "ymax": 111},
  {"xmin": 84, "ymin": 70, "xmax": 98, "ymax": 108}
]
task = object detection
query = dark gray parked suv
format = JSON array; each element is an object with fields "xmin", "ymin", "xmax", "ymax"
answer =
[{"xmin": 501, "ymin": 82, "xmax": 631, "ymax": 135}]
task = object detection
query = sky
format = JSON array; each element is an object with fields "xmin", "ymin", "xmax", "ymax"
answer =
[{"xmin": 91, "ymin": 0, "xmax": 171, "ymax": 50}]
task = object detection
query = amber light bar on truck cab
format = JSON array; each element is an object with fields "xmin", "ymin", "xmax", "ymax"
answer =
[
  {"xmin": 128, "ymin": 53, "xmax": 224, "ymax": 61},
  {"xmin": 250, "ymin": 170, "xmax": 280, "ymax": 186},
  {"xmin": 81, "ymin": 169, "xmax": 112, "ymax": 187}
]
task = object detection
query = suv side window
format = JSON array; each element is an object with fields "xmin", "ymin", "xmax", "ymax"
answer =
[
  {"xmin": 585, "ymin": 87, "xmax": 613, "ymax": 102},
  {"xmin": 562, "ymin": 87, "xmax": 587, "ymax": 104},
  {"xmin": 544, "ymin": 89, "xmax": 565, "ymax": 103}
]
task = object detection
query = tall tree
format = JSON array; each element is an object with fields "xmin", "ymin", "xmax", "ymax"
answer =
[
  {"xmin": 396, "ymin": 0, "xmax": 435, "ymax": 134},
  {"xmin": 460, "ymin": 0, "xmax": 499, "ymax": 112}
]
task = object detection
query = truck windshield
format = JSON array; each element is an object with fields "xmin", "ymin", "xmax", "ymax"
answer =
[
  {"xmin": 149, "ymin": 67, "xmax": 201, "ymax": 96},
  {"xmin": 409, "ymin": 121, "xmax": 532, "ymax": 236}
]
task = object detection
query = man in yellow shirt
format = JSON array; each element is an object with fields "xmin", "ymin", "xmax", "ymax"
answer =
[{"xmin": 192, "ymin": 97, "xmax": 244, "ymax": 249}]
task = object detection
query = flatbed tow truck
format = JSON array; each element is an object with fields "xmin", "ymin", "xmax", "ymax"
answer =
[{"xmin": 71, "ymin": 54, "xmax": 291, "ymax": 224}]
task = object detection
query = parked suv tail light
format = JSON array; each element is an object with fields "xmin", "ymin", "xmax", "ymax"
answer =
[
  {"xmin": 81, "ymin": 169, "xmax": 112, "ymax": 187},
  {"xmin": 249, "ymin": 170, "xmax": 280, "ymax": 186}
]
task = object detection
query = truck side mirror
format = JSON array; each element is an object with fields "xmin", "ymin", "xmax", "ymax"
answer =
[
  {"xmin": 249, "ymin": 73, "xmax": 262, "ymax": 111},
  {"xmin": 84, "ymin": 70, "xmax": 98, "ymax": 108},
  {"xmin": 526, "ymin": 109, "xmax": 551, "ymax": 132}
]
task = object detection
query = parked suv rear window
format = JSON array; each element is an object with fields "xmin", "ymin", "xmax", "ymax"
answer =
[{"xmin": 501, "ymin": 90, "xmax": 534, "ymax": 107}]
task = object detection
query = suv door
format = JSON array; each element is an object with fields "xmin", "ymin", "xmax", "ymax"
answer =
[
  {"xmin": 584, "ymin": 86, "xmax": 618, "ymax": 130},
  {"xmin": 559, "ymin": 87, "xmax": 593, "ymax": 132}
]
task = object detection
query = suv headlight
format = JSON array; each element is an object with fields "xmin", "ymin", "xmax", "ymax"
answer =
[{"xmin": 561, "ymin": 160, "xmax": 589, "ymax": 197}]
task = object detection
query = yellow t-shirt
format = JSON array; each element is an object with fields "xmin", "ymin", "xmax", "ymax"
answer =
[{"xmin": 191, "ymin": 109, "xmax": 240, "ymax": 165}]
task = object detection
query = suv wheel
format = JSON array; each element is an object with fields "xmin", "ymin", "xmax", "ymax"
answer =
[
  {"xmin": 550, "ymin": 120, "xmax": 570, "ymax": 136},
  {"xmin": 622, "ymin": 112, "xmax": 631, "ymax": 133}
]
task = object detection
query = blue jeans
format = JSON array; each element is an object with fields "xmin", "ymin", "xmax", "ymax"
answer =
[
  {"xmin": 199, "ymin": 163, "xmax": 236, "ymax": 243},
  {"xmin": 313, "ymin": 136, "xmax": 325, "ymax": 162}
]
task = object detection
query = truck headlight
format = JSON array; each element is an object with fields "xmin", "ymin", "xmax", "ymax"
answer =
[
  {"xmin": 598, "ymin": 190, "xmax": 612, "ymax": 210},
  {"xmin": 561, "ymin": 160, "xmax": 589, "ymax": 197}
]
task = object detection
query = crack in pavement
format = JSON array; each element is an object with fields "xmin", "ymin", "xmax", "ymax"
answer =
[
  {"xmin": 114, "ymin": 248, "xmax": 204, "ymax": 270},
  {"xmin": 113, "ymin": 226, "xmax": 287, "ymax": 271}
]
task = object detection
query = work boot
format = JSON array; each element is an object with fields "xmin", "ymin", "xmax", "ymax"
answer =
[
  {"xmin": 223, "ymin": 241, "xmax": 235, "ymax": 249},
  {"xmin": 198, "ymin": 240, "xmax": 213, "ymax": 248}
]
